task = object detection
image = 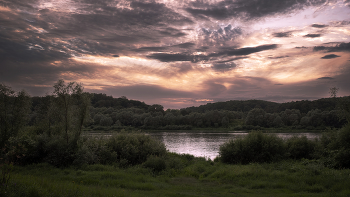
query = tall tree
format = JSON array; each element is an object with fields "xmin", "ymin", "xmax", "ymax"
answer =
[
  {"xmin": 52, "ymin": 80, "xmax": 90, "ymax": 144},
  {"xmin": 0, "ymin": 84, "xmax": 31, "ymax": 148}
]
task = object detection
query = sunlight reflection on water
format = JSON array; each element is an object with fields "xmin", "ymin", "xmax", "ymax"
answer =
[
  {"xmin": 149, "ymin": 132, "xmax": 320, "ymax": 160},
  {"xmin": 84, "ymin": 132, "xmax": 320, "ymax": 161}
]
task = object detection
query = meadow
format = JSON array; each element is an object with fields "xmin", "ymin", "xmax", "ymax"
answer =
[{"xmin": 2, "ymin": 156, "xmax": 350, "ymax": 197}]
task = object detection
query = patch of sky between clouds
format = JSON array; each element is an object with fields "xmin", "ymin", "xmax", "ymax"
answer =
[
  {"xmin": 73, "ymin": 55, "xmax": 167, "ymax": 69},
  {"xmin": 36, "ymin": 0, "xmax": 90, "ymax": 14},
  {"xmin": 252, "ymin": 3, "xmax": 350, "ymax": 30}
]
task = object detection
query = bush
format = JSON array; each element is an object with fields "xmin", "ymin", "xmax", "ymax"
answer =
[
  {"xmin": 286, "ymin": 136, "xmax": 316, "ymax": 160},
  {"xmin": 73, "ymin": 137, "xmax": 118, "ymax": 166},
  {"xmin": 322, "ymin": 124, "xmax": 350, "ymax": 168},
  {"xmin": 219, "ymin": 131, "xmax": 285, "ymax": 164},
  {"xmin": 143, "ymin": 155, "xmax": 166, "ymax": 172},
  {"xmin": 106, "ymin": 132, "xmax": 166, "ymax": 166}
]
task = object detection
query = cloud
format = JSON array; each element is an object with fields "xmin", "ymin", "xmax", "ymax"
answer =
[
  {"xmin": 201, "ymin": 81, "xmax": 227, "ymax": 96},
  {"xmin": 313, "ymin": 43, "xmax": 350, "ymax": 53},
  {"xmin": 317, "ymin": 77, "xmax": 334, "ymax": 80},
  {"xmin": 174, "ymin": 42, "xmax": 196, "ymax": 48},
  {"xmin": 311, "ymin": 24, "xmax": 328, "ymax": 28},
  {"xmin": 304, "ymin": 34, "xmax": 322, "ymax": 38},
  {"xmin": 218, "ymin": 44, "xmax": 278, "ymax": 56},
  {"xmin": 273, "ymin": 31, "xmax": 293, "ymax": 37},
  {"xmin": 212, "ymin": 63, "xmax": 237, "ymax": 72},
  {"xmin": 186, "ymin": 0, "xmax": 327, "ymax": 21},
  {"xmin": 146, "ymin": 53, "xmax": 210, "ymax": 63},
  {"xmin": 321, "ymin": 54, "xmax": 340, "ymax": 59},
  {"xmin": 99, "ymin": 84, "xmax": 195, "ymax": 99},
  {"xmin": 147, "ymin": 44, "xmax": 278, "ymax": 62},
  {"xmin": 200, "ymin": 25, "xmax": 243, "ymax": 44}
]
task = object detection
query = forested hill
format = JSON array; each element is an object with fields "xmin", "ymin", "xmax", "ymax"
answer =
[
  {"xmin": 183, "ymin": 97, "xmax": 350, "ymax": 114},
  {"xmin": 32, "ymin": 93, "xmax": 150, "ymax": 110},
  {"xmin": 89, "ymin": 93, "xmax": 149, "ymax": 109}
]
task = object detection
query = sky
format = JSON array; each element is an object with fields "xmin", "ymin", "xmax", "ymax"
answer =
[{"xmin": 1, "ymin": 0, "xmax": 350, "ymax": 109}]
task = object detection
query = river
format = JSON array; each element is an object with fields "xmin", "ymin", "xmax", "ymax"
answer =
[
  {"xmin": 149, "ymin": 132, "xmax": 321, "ymax": 160},
  {"xmin": 84, "ymin": 131, "xmax": 321, "ymax": 160}
]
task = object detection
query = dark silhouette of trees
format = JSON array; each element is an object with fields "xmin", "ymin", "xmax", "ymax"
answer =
[{"xmin": 0, "ymin": 84, "xmax": 31, "ymax": 149}]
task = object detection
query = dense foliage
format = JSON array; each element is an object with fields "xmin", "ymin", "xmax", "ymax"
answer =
[
  {"xmin": 219, "ymin": 131, "xmax": 285, "ymax": 164},
  {"xmin": 1, "ymin": 80, "xmax": 350, "ymax": 169},
  {"xmin": 80, "ymin": 96, "xmax": 349, "ymax": 130},
  {"xmin": 219, "ymin": 127, "xmax": 350, "ymax": 169}
]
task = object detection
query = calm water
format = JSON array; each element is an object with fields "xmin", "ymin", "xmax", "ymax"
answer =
[{"xmin": 149, "ymin": 132, "xmax": 321, "ymax": 160}]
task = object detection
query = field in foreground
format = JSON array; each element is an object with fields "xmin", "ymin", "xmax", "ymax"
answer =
[{"xmin": 2, "ymin": 156, "xmax": 350, "ymax": 197}]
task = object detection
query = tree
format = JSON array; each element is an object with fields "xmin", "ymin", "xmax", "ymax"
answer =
[
  {"xmin": 329, "ymin": 87, "xmax": 339, "ymax": 98},
  {"xmin": 245, "ymin": 108, "xmax": 266, "ymax": 126},
  {"xmin": 0, "ymin": 84, "xmax": 31, "ymax": 149},
  {"xmin": 52, "ymin": 80, "xmax": 90, "ymax": 144}
]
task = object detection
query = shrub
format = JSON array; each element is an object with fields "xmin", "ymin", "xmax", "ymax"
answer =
[
  {"xmin": 322, "ymin": 124, "xmax": 350, "ymax": 168},
  {"xmin": 143, "ymin": 155, "xmax": 166, "ymax": 172},
  {"xmin": 106, "ymin": 132, "xmax": 166, "ymax": 166},
  {"xmin": 219, "ymin": 131, "xmax": 286, "ymax": 164},
  {"xmin": 286, "ymin": 136, "xmax": 316, "ymax": 160},
  {"xmin": 73, "ymin": 137, "xmax": 117, "ymax": 166}
]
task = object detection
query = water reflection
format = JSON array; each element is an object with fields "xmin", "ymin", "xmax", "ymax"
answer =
[{"xmin": 150, "ymin": 132, "xmax": 320, "ymax": 160}]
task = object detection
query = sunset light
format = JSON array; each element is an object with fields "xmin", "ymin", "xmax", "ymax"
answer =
[{"xmin": 1, "ymin": 0, "xmax": 350, "ymax": 109}]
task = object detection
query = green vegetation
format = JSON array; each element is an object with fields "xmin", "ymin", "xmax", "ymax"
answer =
[
  {"xmin": 1, "ymin": 80, "xmax": 350, "ymax": 196},
  {"xmin": 1, "ymin": 156, "xmax": 350, "ymax": 197},
  {"xmin": 28, "ymin": 84, "xmax": 350, "ymax": 131}
]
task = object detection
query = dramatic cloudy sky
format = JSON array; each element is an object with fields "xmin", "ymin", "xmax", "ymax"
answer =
[{"xmin": 1, "ymin": 0, "xmax": 350, "ymax": 109}]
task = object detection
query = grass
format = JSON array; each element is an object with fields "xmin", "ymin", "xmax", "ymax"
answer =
[{"xmin": 2, "ymin": 156, "xmax": 350, "ymax": 197}]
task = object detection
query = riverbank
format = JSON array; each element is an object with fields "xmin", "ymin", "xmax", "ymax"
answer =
[
  {"xmin": 83, "ymin": 125, "xmax": 330, "ymax": 134},
  {"xmin": 3, "ymin": 157, "xmax": 350, "ymax": 197}
]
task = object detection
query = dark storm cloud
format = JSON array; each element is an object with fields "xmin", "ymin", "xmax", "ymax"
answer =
[
  {"xmin": 268, "ymin": 55, "xmax": 289, "ymax": 59},
  {"xmin": 186, "ymin": 0, "xmax": 327, "ymax": 21},
  {"xmin": 134, "ymin": 46, "xmax": 168, "ymax": 52},
  {"xmin": 327, "ymin": 43, "xmax": 350, "ymax": 52},
  {"xmin": 0, "ymin": 0, "xmax": 198, "ymax": 68},
  {"xmin": 321, "ymin": 54, "xmax": 340, "ymax": 59},
  {"xmin": 311, "ymin": 24, "xmax": 328, "ymax": 28},
  {"xmin": 273, "ymin": 31, "xmax": 293, "ymax": 38},
  {"xmin": 313, "ymin": 42, "xmax": 350, "ymax": 52},
  {"xmin": 0, "ymin": 59, "xmax": 108, "ymax": 90},
  {"xmin": 147, "ymin": 53, "xmax": 210, "ymax": 63},
  {"xmin": 218, "ymin": 44, "xmax": 278, "ymax": 56},
  {"xmin": 134, "ymin": 42, "xmax": 195, "ymax": 52},
  {"xmin": 0, "ymin": 0, "xmax": 39, "ymax": 9},
  {"xmin": 313, "ymin": 42, "xmax": 350, "ymax": 53},
  {"xmin": 147, "ymin": 44, "xmax": 278, "ymax": 62},
  {"xmin": 313, "ymin": 46, "xmax": 327, "ymax": 51},
  {"xmin": 174, "ymin": 42, "xmax": 196, "ymax": 49},
  {"xmin": 0, "ymin": 36, "xmax": 70, "ymax": 63},
  {"xmin": 303, "ymin": 34, "xmax": 322, "ymax": 38}
]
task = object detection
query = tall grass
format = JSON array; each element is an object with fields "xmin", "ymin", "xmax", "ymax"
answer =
[{"xmin": 2, "ymin": 157, "xmax": 350, "ymax": 197}]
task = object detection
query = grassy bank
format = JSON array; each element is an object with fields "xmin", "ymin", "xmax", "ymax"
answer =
[{"xmin": 2, "ymin": 157, "xmax": 350, "ymax": 197}]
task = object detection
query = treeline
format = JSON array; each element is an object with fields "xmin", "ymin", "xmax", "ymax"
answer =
[
  {"xmin": 185, "ymin": 98, "xmax": 343, "ymax": 114},
  {"xmin": 69, "ymin": 97, "xmax": 348, "ymax": 131},
  {"xmin": 1, "ymin": 81, "xmax": 350, "ymax": 169},
  {"xmin": 28, "ymin": 88, "xmax": 350, "ymax": 131}
]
